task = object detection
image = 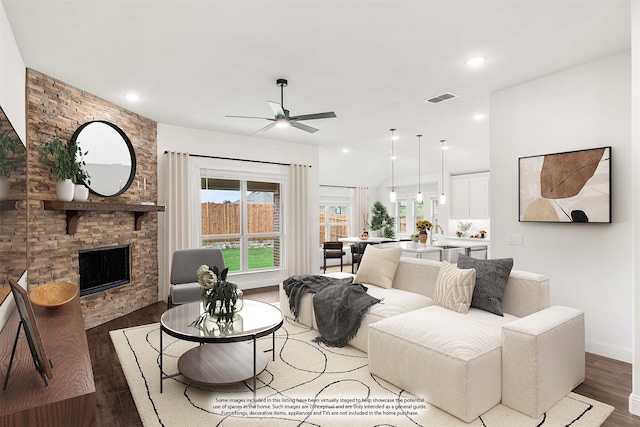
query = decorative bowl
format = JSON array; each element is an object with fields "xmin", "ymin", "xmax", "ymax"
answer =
[{"xmin": 30, "ymin": 282, "xmax": 78, "ymax": 308}]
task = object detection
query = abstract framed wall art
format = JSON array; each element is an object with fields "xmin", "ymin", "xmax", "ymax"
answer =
[{"xmin": 519, "ymin": 146, "xmax": 611, "ymax": 223}]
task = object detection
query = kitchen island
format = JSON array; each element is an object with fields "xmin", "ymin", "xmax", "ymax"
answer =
[{"xmin": 377, "ymin": 240, "xmax": 489, "ymax": 262}]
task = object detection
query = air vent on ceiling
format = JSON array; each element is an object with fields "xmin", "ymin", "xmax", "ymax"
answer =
[{"xmin": 425, "ymin": 92, "xmax": 458, "ymax": 104}]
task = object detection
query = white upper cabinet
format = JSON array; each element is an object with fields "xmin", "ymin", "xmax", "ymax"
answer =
[{"xmin": 450, "ymin": 173, "xmax": 490, "ymax": 219}]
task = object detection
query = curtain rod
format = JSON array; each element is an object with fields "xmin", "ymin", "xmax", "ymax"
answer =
[
  {"xmin": 163, "ymin": 151, "xmax": 311, "ymax": 168},
  {"xmin": 320, "ymin": 184, "xmax": 367, "ymax": 189}
]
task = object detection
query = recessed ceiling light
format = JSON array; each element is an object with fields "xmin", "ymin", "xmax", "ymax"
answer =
[
  {"xmin": 466, "ymin": 56, "xmax": 486, "ymax": 67},
  {"xmin": 342, "ymin": 148, "xmax": 349, "ymax": 154},
  {"xmin": 473, "ymin": 114, "xmax": 485, "ymax": 121},
  {"xmin": 125, "ymin": 93, "xmax": 140, "ymax": 102}
]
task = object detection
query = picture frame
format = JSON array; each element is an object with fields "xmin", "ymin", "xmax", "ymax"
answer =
[
  {"xmin": 519, "ymin": 146, "xmax": 611, "ymax": 223},
  {"xmin": 4, "ymin": 279, "xmax": 53, "ymax": 389}
]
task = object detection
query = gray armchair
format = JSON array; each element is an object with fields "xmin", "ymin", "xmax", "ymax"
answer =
[{"xmin": 168, "ymin": 248, "xmax": 226, "ymax": 309}]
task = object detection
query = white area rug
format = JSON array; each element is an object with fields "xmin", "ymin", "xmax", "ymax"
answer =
[{"xmin": 111, "ymin": 320, "xmax": 613, "ymax": 427}]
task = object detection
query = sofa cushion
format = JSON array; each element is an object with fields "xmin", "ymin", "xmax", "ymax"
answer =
[
  {"xmin": 312, "ymin": 284, "xmax": 433, "ymax": 353},
  {"xmin": 457, "ymin": 254, "xmax": 513, "ymax": 316},
  {"xmin": 433, "ymin": 262, "xmax": 476, "ymax": 313},
  {"xmin": 354, "ymin": 245, "xmax": 402, "ymax": 289},
  {"xmin": 368, "ymin": 305, "xmax": 517, "ymax": 422}
]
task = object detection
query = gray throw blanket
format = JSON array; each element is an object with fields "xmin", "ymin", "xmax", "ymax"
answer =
[{"xmin": 282, "ymin": 275, "xmax": 382, "ymax": 348}]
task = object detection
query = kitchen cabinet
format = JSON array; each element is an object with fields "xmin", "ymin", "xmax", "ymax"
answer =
[{"xmin": 450, "ymin": 173, "xmax": 489, "ymax": 219}]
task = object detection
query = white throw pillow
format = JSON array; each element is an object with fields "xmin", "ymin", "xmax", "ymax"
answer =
[
  {"xmin": 433, "ymin": 261, "xmax": 476, "ymax": 314},
  {"xmin": 354, "ymin": 245, "xmax": 403, "ymax": 289}
]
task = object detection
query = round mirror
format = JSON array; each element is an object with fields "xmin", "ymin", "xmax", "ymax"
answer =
[{"xmin": 71, "ymin": 121, "xmax": 136, "ymax": 197}]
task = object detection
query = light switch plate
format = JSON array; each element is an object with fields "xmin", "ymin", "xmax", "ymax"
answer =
[{"xmin": 507, "ymin": 234, "xmax": 523, "ymax": 245}]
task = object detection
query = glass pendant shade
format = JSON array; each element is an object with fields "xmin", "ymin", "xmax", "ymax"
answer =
[
  {"xmin": 416, "ymin": 192, "xmax": 423, "ymax": 203},
  {"xmin": 390, "ymin": 191, "xmax": 397, "ymax": 203},
  {"xmin": 440, "ymin": 193, "xmax": 447, "ymax": 205}
]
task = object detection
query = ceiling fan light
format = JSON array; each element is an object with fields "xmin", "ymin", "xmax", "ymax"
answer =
[
  {"xmin": 466, "ymin": 56, "xmax": 486, "ymax": 67},
  {"xmin": 275, "ymin": 116, "xmax": 289, "ymax": 128}
]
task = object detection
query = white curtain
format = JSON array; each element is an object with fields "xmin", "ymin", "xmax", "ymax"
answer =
[
  {"xmin": 287, "ymin": 164, "xmax": 310, "ymax": 276},
  {"xmin": 350, "ymin": 186, "xmax": 369, "ymax": 233},
  {"xmin": 160, "ymin": 151, "xmax": 193, "ymax": 303}
]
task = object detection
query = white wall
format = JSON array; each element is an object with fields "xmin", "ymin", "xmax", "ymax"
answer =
[
  {"xmin": 0, "ymin": 2, "xmax": 25, "ymax": 142},
  {"xmin": 630, "ymin": 0, "xmax": 640, "ymax": 416},
  {"xmin": 156, "ymin": 123, "xmax": 320, "ymax": 292},
  {"xmin": 491, "ymin": 51, "xmax": 632, "ymax": 362}
]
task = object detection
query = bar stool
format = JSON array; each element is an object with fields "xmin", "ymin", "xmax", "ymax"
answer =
[{"xmin": 323, "ymin": 241, "xmax": 345, "ymax": 273}]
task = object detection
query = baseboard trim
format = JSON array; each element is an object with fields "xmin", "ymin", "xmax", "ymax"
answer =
[
  {"xmin": 586, "ymin": 338, "xmax": 632, "ymax": 363},
  {"xmin": 629, "ymin": 393, "xmax": 640, "ymax": 416}
]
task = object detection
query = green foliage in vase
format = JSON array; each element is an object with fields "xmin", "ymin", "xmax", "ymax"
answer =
[
  {"xmin": 38, "ymin": 136, "xmax": 91, "ymax": 183},
  {"xmin": 193, "ymin": 264, "xmax": 240, "ymax": 324},
  {"xmin": 370, "ymin": 200, "xmax": 396, "ymax": 239}
]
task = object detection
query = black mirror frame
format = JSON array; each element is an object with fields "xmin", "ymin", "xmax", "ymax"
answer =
[{"xmin": 70, "ymin": 120, "xmax": 137, "ymax": 197}]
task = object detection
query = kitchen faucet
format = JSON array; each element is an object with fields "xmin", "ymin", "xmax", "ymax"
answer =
[{"xmin": 430, "ymin": 217, "xmax": 444, "ymax": 245}]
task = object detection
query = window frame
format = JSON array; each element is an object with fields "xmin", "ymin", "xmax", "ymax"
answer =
[{"xmin": 200, "ymin": 171, "xmax": 284, "ymax": 273}]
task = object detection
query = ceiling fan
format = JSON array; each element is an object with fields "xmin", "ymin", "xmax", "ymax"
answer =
[{"xmin": 226, "ymin": 79, "xmax": 336, "ymax": 134}]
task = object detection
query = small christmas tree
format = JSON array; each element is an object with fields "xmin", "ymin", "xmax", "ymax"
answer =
[{"xmin": 370, "ymin": 201, "xmax": 396, "ymax": 239}]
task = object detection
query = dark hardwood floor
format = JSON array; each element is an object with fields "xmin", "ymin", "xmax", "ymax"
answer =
[{"xmin": 87, "ymin": 284, "xmax": 639, "ymax": 427}]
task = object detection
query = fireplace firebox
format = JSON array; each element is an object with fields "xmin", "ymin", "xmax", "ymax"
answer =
[{"xmin": 79, "ymin": 244, "xmax": 130, "ymax": 296}]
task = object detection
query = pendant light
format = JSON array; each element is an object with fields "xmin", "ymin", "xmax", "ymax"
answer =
[
  {"xmin": 439, "ymin": 139, "xmax": 447, "ymax": 205},
  {"xmin": 389, "ymin": 129, "xmax": 397, "ymax": 203},
  {"xmin": 416, "ymin": 134, "xmax": 423, "ymax": 203}
]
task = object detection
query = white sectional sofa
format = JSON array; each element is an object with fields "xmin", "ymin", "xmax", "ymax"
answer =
[{"xmin": 279, "ymin": 246, "xmax": 585, "ymax": 423}]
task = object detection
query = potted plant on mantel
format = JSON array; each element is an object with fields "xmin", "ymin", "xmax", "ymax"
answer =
[
  {"xmin": 38, "ymin": 136, "xmax": 90, "ymax": 202},
  {"xmin": 0, "ymin": 132, "xmax": 25, "ymax": 201},
  {"xmin": 72, "ymin": 146, "xmax": 91, "ymax": 202}
]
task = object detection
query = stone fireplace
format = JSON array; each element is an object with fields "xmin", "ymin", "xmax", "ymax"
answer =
[{"xmin": 26, "ymin": 69, "xmax": 160, "ymax": 329}]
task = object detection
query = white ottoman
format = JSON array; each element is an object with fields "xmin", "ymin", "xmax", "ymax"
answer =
[
  {"xmin": 502, "ymin": 305, "xmax": 585, "ymax": 418},
  {"xmin": 368, "ymin": 306, "xmax": 514, "ymax": 422}
]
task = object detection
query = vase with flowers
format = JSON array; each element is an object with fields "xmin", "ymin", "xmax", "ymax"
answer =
[
  {"xmin": 191, "ymin": 264, "xmax": 243, "ymax": 327},
  {"xmin": 416, "ymin": 219, "xmax": 432, "ymax": 244},
  {"xmin": 457, "ymin": 221, "xmax": 472, "ymax": 238}
]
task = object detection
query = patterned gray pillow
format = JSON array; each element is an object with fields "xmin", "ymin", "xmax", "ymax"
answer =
[{"xmin": 457, "ymin": 254, "xmax": 513, "ymax": 316}]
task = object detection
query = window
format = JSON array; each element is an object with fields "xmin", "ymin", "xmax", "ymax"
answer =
[
  {"xmin": 398, "ymin": 201, "xmax": 407, "ymax": 233},
  {"xmin": 412, "ymin": 200, "xmax": 426, "ymax": 233},
  {"xmin": 201, "ymin": 176, "xmax": 282, "ymax": 272},
  {"xmin": 395, "ymin": 198, "xmax": 427, "ymax": 234},
  {"xmin": 319, "ymin": 204, "xmax": 349, "ymax": 246}
]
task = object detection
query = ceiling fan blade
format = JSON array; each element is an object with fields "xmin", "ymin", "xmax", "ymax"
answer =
[
  {"xmin": 290, "ymin": 121, "xmax": 319, "ymax": 133},
  {"xmin": 267, "ymin": 101, "xmax": 285, "ymax": 117},
  {"xmin": 226, "ymin": 115, "xmax": 274, "ymax": 120},
  {"xmin": 289, "ymin": 112, "xmax": 337, "ymax": 121},
  {"xmin": 255, "ymin": 122, "xmax": 277, "ymax": 134}
]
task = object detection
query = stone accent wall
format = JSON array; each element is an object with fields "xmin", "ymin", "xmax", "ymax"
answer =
[{"xmin": 26, "ymin": 69, "xmax": 159, "ymax": 329}]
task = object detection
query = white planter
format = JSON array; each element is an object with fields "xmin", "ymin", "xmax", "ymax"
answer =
[
  {"xmin": 0, "ymin": 176, "xmax": 8, "ymax": 201},
  {"xmin": 73, "ymin": 184, "xmax": 89, "ymax": 202},
  {"xmin": 56, "ymin": 179, "xmax": 75, "ymax": 202}
]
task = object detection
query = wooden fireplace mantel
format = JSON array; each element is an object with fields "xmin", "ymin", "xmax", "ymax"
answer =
[{"xmin": 43, "ymin": 201, "xmax": 166, "ymax": 235}]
